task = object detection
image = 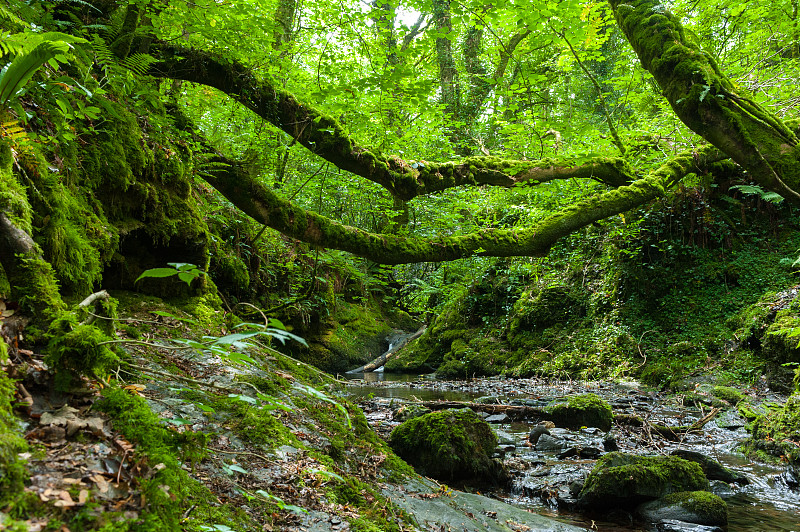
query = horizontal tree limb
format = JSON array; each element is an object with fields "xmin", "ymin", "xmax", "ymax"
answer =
[
  {"xmin": 199, "ymin": 145, "xmax": 722, "ymax": 263},
  {"xmin": 148, "ymin": 44, "xmax": 638, "ymax": 200}
]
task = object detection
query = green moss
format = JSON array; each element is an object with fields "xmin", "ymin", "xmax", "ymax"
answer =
[
  {"xmin": 745, "ymin": 391, "xmax": 800, "ymax": 464},
  {"xmin": 659, "ymin": 491, "xmax": 728, "ymax": 525},
  {"xmin": 578, "ymin": 452, "xmax": 709, "ymax": 508},
  {"xmin": 389, "ymin": 409, "xmax": 503, "ymax": 483},
  {"xmin": 548, "ymin": 393, "xmax": 613, "ymax": 431},
  {"xmin": 711, "ymin": 385, "xmax": 745, "ymax": 405},
  {"xmin": 45, "ymin": 316, "xmax": 120, "ymax": 388},
  {"xmin": 95, "ymin": 386, "xmax": 246, "ymax": 530},
  {"xmin": 0, "ymin": 367, "xmax": 28, "ymax": 514},
  {"xmin": 0, "ymin": 142, "xmax": 33, "ymax": 234}
]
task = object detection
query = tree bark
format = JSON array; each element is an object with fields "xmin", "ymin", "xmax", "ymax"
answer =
[{"xmin": 609, "ymin": 0, "xmax": 800, "ymax": 203}]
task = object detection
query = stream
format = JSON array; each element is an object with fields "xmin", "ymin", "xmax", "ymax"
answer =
[{"xmin": 344, "ymin": 373, "xmax": 800, "ymax": 532}]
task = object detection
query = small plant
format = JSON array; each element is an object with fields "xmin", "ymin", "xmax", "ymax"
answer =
[{"xmin": 135, "ymin": 262, "xmax": 205, "ymax": 286}]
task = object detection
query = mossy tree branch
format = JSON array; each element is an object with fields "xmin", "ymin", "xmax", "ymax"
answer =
[
  {"xmin": 609, "ymin": 0, "xmax": 800, "ymax": 203},
  {"xmin": 199, "ymin": 146, "xmax": 721, "ymax": 264},
  {"xmin": 148, "ymin": 44, "xmax": 639, "ymax": 199}
]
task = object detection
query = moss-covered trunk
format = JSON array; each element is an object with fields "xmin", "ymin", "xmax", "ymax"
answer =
[{"xmin": 609, "ymin": 0, "xmax": 800, "ymax": 203}]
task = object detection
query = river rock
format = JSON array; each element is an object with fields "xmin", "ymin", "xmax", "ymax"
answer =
[
  {"xmin": 535, "ymin": 433, "xmax": 569, "ymax": 452},
  {"xmin": 714, "ymin": 408, "xmax": 746, "ymax": 430},
  {"xmin": 778, "ymin": 465, "xmax": 799, "ymax": 489},
  {"xmin": 494, "ymin": 429, "xmax": 516, "ymax": 446},
  {"xmin": 577, "ymin": 452, "xmax": 709, "ymax": 509},
  {"xmin": 670, "ymin": 450, "xmax": 749, "ymax": 485},
  {"xmin": 656, "ymin": 520, "xmax": 724, "ymax": 532},
  {"xmin": 547, "ymin": 393, "xmax": 613, "ymax": 431},
  {"xmin": 637, "ymin": 491, "xmax": 728, "ymax": 528},
  {"xmin": 602, "ymin": 433, "xmax": 619, "ymax": 452},
  {"xmin": 389, "ymin": 408, "xmax": 507, "ymax": 484},
  {"xmin": 485, "ymin": 413, "xmax": 509, "ymax": 423},
  {"xmin": 558, "ymin": 445, "xmax": 602, "ymax": 460},
  {"xmin": 393, "ymin": 404, "xmax": 431, "ymax": 422},
  {"xmin": 529, "ymin": 423, "xmax": 551, "ymax": 445}
]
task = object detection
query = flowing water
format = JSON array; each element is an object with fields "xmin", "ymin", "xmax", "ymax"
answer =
[{"xmin": 345, "ymin": 374, "xmax": 800, "ymax": 532}]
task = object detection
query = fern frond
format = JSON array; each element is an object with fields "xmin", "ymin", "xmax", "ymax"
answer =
[
  {"xmin": 0, "ymin": 4, "xmax": 26, "ymax": 31},
  {"xmin": 729, "ymin": 184, "xmax": 785, "ymax": 204},
  {"xmin": 120, "ymin": 53, "xmax": 157, "ymax": 76},
  {"xmin": 0, "ymin": 41, "xmax": 70, "ymax": 106}
]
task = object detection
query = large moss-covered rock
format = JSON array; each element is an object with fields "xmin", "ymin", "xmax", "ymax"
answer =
[
  {"xmin": 389, "ymin": 409, "xmax": 506, "ymax": 484},
  {"xmin": 637, "ymin": 491, "xmax": 728, "ymax": 528},
  {"xmin": 578, "ymin": 453, "xmax": 709, "ymax": 509},
  {"xmin": 547, "ymin": 393, "xmax": 613, "ymax": 431}
]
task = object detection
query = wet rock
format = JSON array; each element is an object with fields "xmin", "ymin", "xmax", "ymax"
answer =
[
  {"xmin": 389, "ymin": 408, "xmax": 507, "ymax": 485},
  {"xmin": 535, "ymin": 433, "xmax": 569, "ymax": 452},
  {"xmin": 475, "ymin": 395, "xmax": 503, "ymax": 404},
  {"xmin": 714, "ymin": 408, "xmax": 746, "ymax": 430},
  {"xmin": 656, "ymin": 520, "xmax": 724, "ymax": 532},
  {"xmin": 577, "ymin": 452, "xmax": 709, "ymax": 509},
  {"xmin": 494, "ymin": 429, "xmax": 516, "ymax": 446},
  {"xmin": 547, "ymin": 393, "xmax": 613, "ymax": 431},
  {"xmin": 670, "ymin": 450, "xmax": 749, "ymax": 485},
  {"xmin": 392, "ymin": 403, "xmax": 431, "ymax": 422},
  {"xmin": 529, "ymin": 423, "xmax": 550, "ymax": 445},
  {"xmin": 778, "ymin": 465, "xmax": 799, "ymax": 489},
  {"xmin": 602, "ymin": 433, "xmax": 619, "ymax": 452},
  {"xmin": 708, "ymin": 480, "xmax": 734, "ymax": 498},
  {"xmin": 558, "ymin": 446, "xmax": 602, "ymax": 460},
  {"xmin": 638, "ymin": 491, "xmax": 727, "ymax": 528},
  {"xmin": 485, "ymin": 413, "xmax": 509, "ymax": 423}
]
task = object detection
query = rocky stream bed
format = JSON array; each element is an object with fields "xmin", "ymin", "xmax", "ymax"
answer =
[{"xmin": 346, "ymin": 374, "xmax": 800, "ymax": 532}]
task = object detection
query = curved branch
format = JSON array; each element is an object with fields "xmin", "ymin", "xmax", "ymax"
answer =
[
  {"xmin": 200, "ymin": 146, "xmax": 721, "ymax": 264},
  {"xmin": 609, "ymin": 0, "xmax": 800, "ymax": 203},
  {"xmin": 148, "ymin": 44, "xmax": 638, "ymax": 198}
]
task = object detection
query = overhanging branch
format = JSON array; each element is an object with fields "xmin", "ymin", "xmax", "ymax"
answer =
[
  {"xmin": 200, "ymin": 146, "xmax": 721, "ymax": 264},
  {"xmin": 148, "ymin": 44, "xmax": 639, "ymax": 199}
]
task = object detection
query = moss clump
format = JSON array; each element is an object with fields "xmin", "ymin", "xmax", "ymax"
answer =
[
  {"xmin": 547, "ymin": 393, "xmax": 613, "ymax": 431},
  {"xmin": 389, "ymin": 409, "xmax": 504, "ymax": 484},
  {"xmin": 0, "ymin": 141, "xmax": 33, "ymax": 234},
  {"xmin": 44, "ymin": 316, "xmax": 120, "ymax": 388},
  {"xmin": 95, "ymin": 387, "xmax": 244, "ymax": 530},
  {"xmin": 744, "ymin": 391, "xmax": 800, "ymax": 464},
  {"xmin": 639, "ymin": 491, "xmax": 728, "ymax": 527},
  {"xmin": 578, "ymin": 452, "xmax": 709, "ymax": 509},
  {"xmin": 0, "ymin": 366, "xmax": 28, "ymax": 514},
  {"xmin": 509, "ymin": 285, "xmax": 586, "ymax": 334},
  {"xmin": 711, "ymin": 385, "xmax": 745, "ymax": 405}
]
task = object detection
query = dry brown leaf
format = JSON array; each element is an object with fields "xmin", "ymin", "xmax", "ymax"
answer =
[{"xmin": 78, "ymin": 489, "xmax": 89, "ymax": 504}]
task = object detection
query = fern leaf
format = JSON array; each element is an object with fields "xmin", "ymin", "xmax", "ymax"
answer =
[
  {"xmin": 0, "ymin": 41, "xmax": 70, "ymax": 107},
  {"xmin": 120, "ymin": 53, "xmax": 157, "ymax": 76}
]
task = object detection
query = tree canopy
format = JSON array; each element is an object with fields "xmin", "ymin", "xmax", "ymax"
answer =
[{"xmin": 2, "ymin": 0, "xmax": 800, "ymax": 267}]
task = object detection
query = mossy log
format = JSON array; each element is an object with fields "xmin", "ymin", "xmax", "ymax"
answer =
[
  {"xmin": 177, "ymin": 141, "xmax": 721, "ymax": 263},
  {"xmin": 610, "ymin": 0, "xmax": 800, "ymax": 203}
]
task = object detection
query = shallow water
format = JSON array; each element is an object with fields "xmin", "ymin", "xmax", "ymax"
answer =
[{"xmin": 346, "ymin": 374, "xmax": 800, "ymax": 532}]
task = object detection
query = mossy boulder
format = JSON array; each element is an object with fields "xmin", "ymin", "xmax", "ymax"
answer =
[
  {"xmin": 547, "ymin": 393, "xmax": 613, "ymax": 431},
  {"xmin": 578, "ymin": 453, "xmax": 709, "ymax": 509},
  {"xmin": 389, "ymin": 409, "xmax": 506, "ymax": 484},
  {"xmin": 670, "ymin": 450, "xmax": 748, "ymax": 485},
  {"xmin": 637, "ymin": 491, "xmax": 727, "ymax": 527}
]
